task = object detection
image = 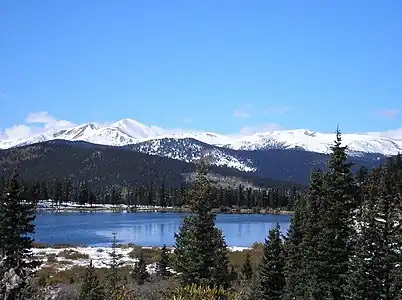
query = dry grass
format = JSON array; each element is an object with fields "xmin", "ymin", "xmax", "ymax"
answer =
[
  {"xmin": 128, "ymin": 246, "xmax": 164, "ymax": 264},
  {"xmin": 58, "ymin": 249, "xmax": 89, "ymax": 260},
  {"xmin": 47, "ymin": 253, "xmax": 58, "ymax": 263},
  {"xmin": 33, "ymin": 242, "xmax": 79, "ymax": 249},
  {"xmin": 228, "ymin": 247, "xmax": 263, "ymax": 270}
]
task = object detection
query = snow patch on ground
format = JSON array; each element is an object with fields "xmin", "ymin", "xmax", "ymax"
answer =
[{"xmin": 31, "ymin": 245, "xmax": 250, "ymax": 272}]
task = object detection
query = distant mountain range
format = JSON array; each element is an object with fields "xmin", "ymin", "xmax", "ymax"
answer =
[
  {"xmin": 1, "ymin": 118, "xmax": 401, "ymax": 155},
  {"xmin": 0, "ymin": 118, "xmax": 397, "ymax": 184}
]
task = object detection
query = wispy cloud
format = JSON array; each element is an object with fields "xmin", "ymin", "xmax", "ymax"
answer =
[
  {"xmin": 379, "ymin": 108, "xmax": 399, "ymax": 119},
  {"xmin": 25, "ymin": 111, "xmax": 75, "ymax": 131},
  {"xmin": 239, "ymin": 123, "xmax": 281, "ymax": 135},
  {"xmin": 264, "ymin": 105, "xmax": 291, "ymax": 114},
  {"xmin": 3, "ymin": 124, "xmax": 32, "ymax": 140},
  {"xmin": 1, "ymin": 112, "xmax": 76, "ymax": 140},
  {"xmin": 233, "ymin": 108, "xmax": 251, "ymax": 118}
]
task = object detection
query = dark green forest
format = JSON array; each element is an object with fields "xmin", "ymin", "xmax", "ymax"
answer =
[{"xmin": 0, "ymin": 177, "xmax": 301, "ymax": 211}]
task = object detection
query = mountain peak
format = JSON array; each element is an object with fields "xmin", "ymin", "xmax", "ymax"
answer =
[
  {"xmin": 109, "ymin": 118, "xmax": 161, "ymax": 139},
  {"xmin": 1, "ymin": 119, "xmax": 402, "ymax": 156}
]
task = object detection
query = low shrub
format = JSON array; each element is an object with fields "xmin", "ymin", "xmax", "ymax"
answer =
[
  {"xmin": 47, "ymin": 253, "xmax": 58, "ymax": 263},
  {"xmin": 128, "ymin": 246, "xmax": 163, "ymax": 264},
  {"xmin": 169, "ymin": 284, "xmax": 243, "ymax": 300},
  {"xmin": 58, "ymin": 249, "xmax": 89, "ymax": 260}
]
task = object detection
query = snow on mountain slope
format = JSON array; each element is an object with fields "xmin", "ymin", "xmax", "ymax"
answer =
[
  {"xmin": 222, "ymin": 129, "xmax": 402, "ymax": 156},
  {"xmin": 128, "ymin": 138, "xmax": 256, "ymax": 172},
  {"xmin": 2, "ymin": 119, "xmax": 163, "ymax": 149},
  {"xmin": 1, "ymin": 118, "xmax": 402, "ymax": 157}
]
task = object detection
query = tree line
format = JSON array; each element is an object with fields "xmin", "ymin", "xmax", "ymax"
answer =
[
  {"xmin": 1, "ymin": 129, "xmax": 401, "ymax": 299},
  {"xmin": 0, "ymin": 176, "xmax": 302, "ymax": 210}
]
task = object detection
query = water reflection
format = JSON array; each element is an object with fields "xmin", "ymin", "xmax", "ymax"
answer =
[{"xmin": 35, "ymin": 212, "xmax": 291, "ymax": 247}]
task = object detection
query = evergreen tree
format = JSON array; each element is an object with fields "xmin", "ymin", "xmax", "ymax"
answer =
[
  {"xmin": 132, "ymin": 250, "xmax": 149, "ymax": 285},
  {"xmin": 316, "ymin": 128, "xmax": 357, "ymax": 298},
  {"xmin": 355, "ymin": 166, "xmax": 369, "ymax": 185},
  {"xmin": 104, "ymin": 233, "xmax": 124, "ymax": 297},
  {"xmin": 78, "ymin": 183, "xmax": 89, "ymax": 205},
  {"xmin": 158, "ymin": 181, "xmax": 166, "ymax": 207},
  {"xmin": 345, "ymin": 164, "xmax": 402, "ymax": 299},
  {"xmin": 156, "ymin": 244, "xmax": 171, "ymax": 279},
  {"xmin": 241, "ymin": 252, "xmax": 253, "ymax": 280},
  {"xmin": 229, "ymin": 266, "xmax": 238, "ymax": 283},
  {"xmin": 290, "ymin": 129, "xmax": 357, "ymax": 299},
  {"xmin": 282, "ymin": 194, "xmax": 308, "ymax": 299},
  {"xmin": 78, "ymin": 260, "xmax": 105, "ymax": 300},
  {"xmin": 255, "ymin": 223, "xmax": 285, "ymax": 300},
  {"xmin": 0, "ymin": 171, "xmax": 39, "ymax": 300},
  {"xmin": 173, "ymin": 159, "xmax": 230, "ymax": 288},
  {"xmin": 53, "ymin": 180, "xmax": 63, "ymax": 207}
]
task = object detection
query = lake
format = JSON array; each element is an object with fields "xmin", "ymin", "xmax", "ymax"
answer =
[{"xmin": 34, "ymin": 212, "xmax": 291, "ymax": 247}]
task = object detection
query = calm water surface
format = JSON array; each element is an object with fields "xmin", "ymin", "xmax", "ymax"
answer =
[{"xmin": 34, "ymin": 212, "xmax": 291, "ymax": 247}]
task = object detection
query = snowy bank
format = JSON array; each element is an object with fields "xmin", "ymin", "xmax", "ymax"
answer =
[{"xmin": 31, "ymin": 245, "xmax": 249, "ymax": 272}]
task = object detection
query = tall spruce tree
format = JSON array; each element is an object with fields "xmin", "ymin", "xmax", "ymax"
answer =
[
  {"xmin": 290, "ymin": 129, "xmax": 357, "ymax": 299},
  {"xmin": 241, "ymin": 252, "xmax": 253, "ymax": 280},
  {"xmin": 156, "ymin": 244, "xmax": 171, "ymax": 279},
  {"xmin": 78, "ymin": 260, "xmax": 105, "ymax": 300},
  {"xmin": 345, "ymin": 162, "xmax": 402, "ymax": 299},
  {"xmin": 255, "ymin": 223, "xmax": 285, "ymax": 300},
  {"xmin": 173, "ymin": 158, "xmax": 230, "ymax": 288},
  {"xmin": 318, "ymin": 128, "xmax": 357, "ymax": 298},
  {"xmin": 282, "ymin": 170, "xmax": 326, "ymax": 299},
  {"xmin": 104, "ymin": 233, "xmax": 124, "ymax": 297},
  {"xmin": 0, "ymin": 171, "xmax": 39, "ymax": 300},
  {"xmin": 132, "ymin": 250, "xmax": 149, "ymax": 285},
  {"xmin": 282, "ymin": 193, "xmax": 308, "ymax": 299}
]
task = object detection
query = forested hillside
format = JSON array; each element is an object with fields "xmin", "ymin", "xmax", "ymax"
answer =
[
  {"xmin": 0, "ymin": 140, "xmax": 295, "ymax": 189},
  {"xmin": 0, "ymin": 140, "xmax": 304, "ymax": 210}
]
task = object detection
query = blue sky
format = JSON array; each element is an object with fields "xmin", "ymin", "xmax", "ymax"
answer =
[{"xmin": 1, "ymin": 0, "xmax": 402, "ymax": 138}]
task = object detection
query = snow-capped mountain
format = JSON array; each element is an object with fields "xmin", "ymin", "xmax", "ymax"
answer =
[{"xmin": 1, "ymin": 119, "xmax": 401, "ymax": 167}]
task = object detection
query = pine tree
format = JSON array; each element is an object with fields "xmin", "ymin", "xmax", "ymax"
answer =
[
  {"xmin": 229, "ymin": 266, "xmax": 238, "ymax": 283},
  {"xmin": 0, "ymin": 171, "xmax": 39, "ymax": 299},
  {"xmin": 156, "ymin": 244, "xmax": 171, "ymax": 279},
  {"xmin": 132, "ymin": 250, "xmax": 149, "ymax": 285},
  {"xmin": 316, "ymin": 128, "xmax": 357, "ymax": 298},
  {"xmin": 255, "ymin": 223, "xmax": 285, "ymax": 300},
  {"xmin": 355, "ymin": 166, "xmax": 369, "ymax": 185},
  {"xmin": 173, "ymin": 159, "xmax": 230, "ymax": 288},
  {"xmin": 283, "ymin": 169, "xmax": 327, "ymax": 299},
  {"xmin": 282, "ymin": 194, "xmax": 308, "ymax": 299},
  {"xmin": 241, "ymin": 252, "xmax": 253, "ymax": 279},
  {"xmin": 345, "ymin": 163, "xmax": 402, "ymax": 299},
  {"xmin": 158, "ymin": 181, "xmax": 166, "ymax": 207},
  {"xmin": 78, "ymin": 183, "xmax": 89, "ymax": 205},
  {"xmin": 104, "ymin": 233, "xmax": 124, "ymax": 297},
  {"xmin": 290, "ymin": 129, "xmax": 357, "ymax": 299},
  {"xmin": 78, "ymin": 260, "xmax": 105, "ymax": 300}
]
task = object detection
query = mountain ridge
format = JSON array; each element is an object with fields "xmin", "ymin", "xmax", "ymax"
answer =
[{"xmin": 1, "ymin": 118, "xmax": 402, "ymax": 156}]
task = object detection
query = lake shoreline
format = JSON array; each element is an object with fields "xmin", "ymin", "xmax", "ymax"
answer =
[
  {"xmin": 36, "ymin": 200, "xmax": 293, "ymax": 216},
  {"xmin": 32, "ymin": 242, "xmax": 253, "ymax": 251}
]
